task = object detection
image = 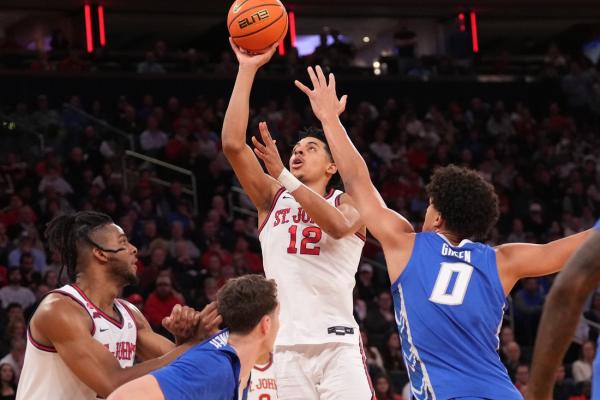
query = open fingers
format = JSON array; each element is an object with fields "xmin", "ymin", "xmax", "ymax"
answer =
[
  {"xmin": 339, "ymin": 94, "xmax": 348, "ymax": 112},
  {"xmin": 328, "ymin": 72, "xmax": 336, "ymax": 89},
  {"xmin": 307, "ymin": 66, "xmax": 319, "ymax": 89},
  {"xmin": 259, "ymin": 122, "xmax": 274, "ymax": 145},
  {"xmin": 294, "ymin": 80, "xmax": 312, "ymax": 96},
  {"xmin": 315, "ymin": 65, "xmax": 327, "ymax": 87}
]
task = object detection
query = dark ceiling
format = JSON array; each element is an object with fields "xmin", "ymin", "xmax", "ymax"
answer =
[{"xmin": 2, "ymin": 0, "xmax": 600, "ymax": 18}]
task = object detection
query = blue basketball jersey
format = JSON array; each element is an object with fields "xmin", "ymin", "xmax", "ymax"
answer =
[
  {"xmin": 391, "ymin": 232, "xmax": 522, "ymax": 399},
  {"xmin": 591, "ymin": 220, "xmax": 600, "ymax": 400}
]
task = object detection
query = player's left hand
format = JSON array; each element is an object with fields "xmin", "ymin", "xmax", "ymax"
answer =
[
  {"xmin": 252, "ymin": 121, "xmax": 285, "ymax": 178},
  {"xmin": 295, "ymin": 65, "xmax": 348, "ymax": 123},
  {"xmin": 162, "ymin": 304, "xmax": 201, "ymax": 345}
]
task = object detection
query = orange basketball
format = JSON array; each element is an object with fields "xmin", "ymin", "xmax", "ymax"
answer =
[{"xmin": 227, "ymin": 0, "xmax": 288, "ymax": 53}]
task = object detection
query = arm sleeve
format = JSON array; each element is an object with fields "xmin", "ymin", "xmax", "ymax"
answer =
[{"xmin": 150, "ymin": 350, "xmax": 234, "ymax": 400}]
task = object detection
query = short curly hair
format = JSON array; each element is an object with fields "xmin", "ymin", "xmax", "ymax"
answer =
[
  {"xmin": 426, "ymin": 165, "xmax": 499, "ymax": 240},
  {"xmin": 217, "ymin": 274, "xmax": 278, "ymax": 334}
]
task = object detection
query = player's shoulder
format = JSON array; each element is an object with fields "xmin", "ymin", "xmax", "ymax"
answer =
[{"xmin": 32, "ymin": 291, "xmax": 92, "ymax": 334}]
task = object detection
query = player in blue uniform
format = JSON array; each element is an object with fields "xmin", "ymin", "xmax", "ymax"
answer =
[
  {"xmin": 294, "ymin": 65, "xmax": 594, "ymax": 399},
  {"xmin": 527, "ymin": 220, "xmax": 600, "ymax": 400},
  {"xmin": 108, "ymin": 275, "xmax": 280, "ymax": 400}
]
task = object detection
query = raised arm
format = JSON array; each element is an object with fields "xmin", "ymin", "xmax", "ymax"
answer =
[
  {"xmin": 526, "ymin": 228, "xmax": 600, "ymax": 400},
  {"xmin": 295, "ymin": 67, "xmax": 414, "ymax": 278},
  {"xmin": 221, "ymin": 39, "xmax": 281, "ymax": 212},
  {"xmin": 495, "ymin": 229, "xmax": 593, "ymax": 293},
  {"xmin": 251, "ymin": 121, "xmax": 363, "ymax": 239},
  {"xmin": 29, "ymin": 296, "xmax": 199, "ymax": 398}
]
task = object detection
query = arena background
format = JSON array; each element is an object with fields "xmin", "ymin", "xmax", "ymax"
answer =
[{"xmin": 1, "ymin": 0, "xmax": 600, "ymax": 398}]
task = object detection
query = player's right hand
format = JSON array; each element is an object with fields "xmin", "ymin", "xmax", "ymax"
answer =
[
  {"xmin": 194, "ymin": 301, "xmax": 223, "ymax": 342},
  {"xmin": 229, "ymin": 37, "xmax": 278, "ymax": 69},
  {"xmin": 252, "ymin": 121, "xmax": 284, "ymax": 178}
]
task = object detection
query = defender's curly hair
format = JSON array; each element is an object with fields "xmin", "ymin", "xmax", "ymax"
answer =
[{"xmin": 426, "ymin": 165, "xmax": 499, "ymax": 240}]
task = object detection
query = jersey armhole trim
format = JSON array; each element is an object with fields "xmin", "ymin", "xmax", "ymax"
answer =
[
  {"xmin": 27, "ymin": 327, "xmax": 57, "ymax": 353},
  {"xmin": 257, "ymin": 187, "xmax": 286, "ymax": 235},
  {"xmin": 52, "ymin": 290, "xmax": 97, "ymax": 336},
  {"xmin": 335, "ymin": 192, "xmax": 366, "ymax": 242},
  {"xmin": 27, "ymin": 289, "xmax": 97, "ymax": 351}
]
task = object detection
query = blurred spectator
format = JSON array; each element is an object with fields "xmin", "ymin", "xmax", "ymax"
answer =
[
  {"xmin": 361, "ymin": 330, "xmax": 385, "ymax": 377},
  {"xmin": 0, "ymin": 338, "xmax": 25, "ymax": 379},
  {"xmin": 57, "ymin": 49, "xmax": 88, "ymax": 72},
  {"xmin": 502, "ymin": 341, "xmax": 522, "ymax": 381},
  {"xmin": 569, "ymin": 380, "xmax": 592, "ymax": 400},
  {"xmin": 8, "ymin": 233, "xmax": 46, "ymax": 272},
  {"xmin": 513, "ymin": 278, "xmax": 545, "ymax": 345},
  {"xmin": 0, "ymin": 363, "xmax": 16, "ymax": 399},
  {"xmin": 382, "ymin": 332, "xmax": 404, "ymax": 372},
  {"xmin": 38, "ymin": 166, "xmax": 73, "ymax": 196},
  {"xmin": 356, "ymin": 263, "xmax": 377, "ymax": 305},
  {"xmin": 374, "ymin": 374, "xmax": 403, "ymax": 400},
  {"xmin": 572, "ymin": 340, "xmax": 595, "ymax": 382},
  {"xmin": 514, "ymin": 364, "xmax": 529, "ymax": 393},
  {"xmin": 0, "ymin": 270, "xmax": 35, "ymax": 310},
  {"xmin": 167, "ymin": 221, "xmax": 200, "ymax": 260},
  {"xmin": 365, "ymin": 291, "xmax": 395, "ymax": 345},
  {"xmin": 143, "ymin": 274, "xmax": 184, "ymax": 330},
  {"xmin": 137, "ymin": 51, "xmax": 166, "ymax": 74},
  {"xmin": 0, "ymin": 223, "xmax": 12, "ymax": 267},
  {"xmin": 554, "ymin": 364, "xmax": 577, "ymax": 400},
  {"xmin": 140, "ymin": 116, "xmax": 169, "ymax": 155}
]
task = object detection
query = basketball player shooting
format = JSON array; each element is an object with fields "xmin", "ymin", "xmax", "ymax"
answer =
[
  {"xmin": 295, "ymin": 65, "xmax": 594, "ymax": 399},
  {"xmin": 222, "ymin": 41, "xmax": 373, "ymax": 399},
  {"xmin": 17, "ymin": 211, "xmax": 222, "ymax": 400}
]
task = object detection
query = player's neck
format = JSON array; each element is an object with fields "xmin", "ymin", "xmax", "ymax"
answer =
[
  {"xmin": 436, "ymin": 229, "xmax": 463, "ymax": 246},
  {"xmin": 228, "ymin": 333, "xmax": 262, "ymax": 389},
  {"xmin": 75, "ymin": 271, "xmax": 122, "ymax": 311},
  {"xmin": 302, "ymin": 178, "xmax": 330, "ymax": 197}
]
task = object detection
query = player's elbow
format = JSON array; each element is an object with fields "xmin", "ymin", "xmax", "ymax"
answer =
[
  {"xmin": 222, "ymin": 138, "xmax": 244, "ymax": 156},
  {"xmin": 549, "ymin": 274, "xmax": 589, "ymax": 305}
]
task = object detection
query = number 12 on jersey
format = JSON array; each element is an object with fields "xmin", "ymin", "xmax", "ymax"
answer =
[
  {"xmin": 429, "ymin": 262, "xmax": 473, "ymax": 305},
  {"xmin": 287, "ymin": 225, "xmax": 322, "ymax": 255}
]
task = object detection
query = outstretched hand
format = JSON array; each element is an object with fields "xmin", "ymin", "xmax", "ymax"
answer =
[
  {"xmin": 252, "ymin": 122, "xmax": 285, "ymax": 178},
  {"xmin": 295, "ymin": 66, "xmax": 348, "ymax": 123},
  {"xmin": 229, "ymin": 37, "xmax": 278, "ymax": 69}
]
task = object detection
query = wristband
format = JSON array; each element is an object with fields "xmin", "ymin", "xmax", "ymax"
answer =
[{"xmin": 277, "ymin": 168, "xmax": 302, "ymax": 193}]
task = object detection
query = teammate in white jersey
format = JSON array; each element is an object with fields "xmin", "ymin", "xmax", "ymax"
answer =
[
  {"xmin": 248, "ymin": 352, "xmax": 278, "ymax": 400},
  {"xmin": 222, "ymin": 40, "xmax": 373, "ymax": 399},
  {"xmin": 17, "ymin": 211, "xmax": 221, "ymax": 400}
]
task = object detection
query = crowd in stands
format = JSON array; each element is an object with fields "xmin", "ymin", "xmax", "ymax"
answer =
[
  {"xmin": 0, "ymin": 55, "xmax": 599, "ymax": 398},
  {"xmin": 2, "ymin": 26, "xmax": 599, "ymax": 79}
]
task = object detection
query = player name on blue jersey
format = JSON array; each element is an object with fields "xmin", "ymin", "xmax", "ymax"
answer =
[{"xmin": 440, "ymin": 243, "xmax": 471, "ymax": 263}]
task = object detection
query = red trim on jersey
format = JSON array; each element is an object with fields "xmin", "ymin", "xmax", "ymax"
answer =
[
  {"xmin": 359, "ymin": 335, "xmax": 376, "ymax": 400},
  {"xmin": 258, "ymin": 187, "xmax": 286, "ymax": 235},
  {"xmin": 324, "ymin": 188, "xmax": 335, "ymax": 200},
  {"xmin": 334, "ymin": 192, "xmax": 342, "ymax": 207},
  {"xmin": 253, "ymin": 353, "xmax": 273, "ymax": 372},
  {"xmin": 117, "ymin": 299, "xmax": 137, "ymax": 329},
  {"xmin": 27, "ymin": 327, "xmax": 57, "ymax": 353},
  {"xmin": 70, "ymin": 284, "xmax": 124, "ymax": 329},
  {"xmin": 51, "ymin": 290, "xmax": 97, "ymax": 336},
  {"xmin": 334, "ymin": 192, "xmax": 366, "ymax": 242}
]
